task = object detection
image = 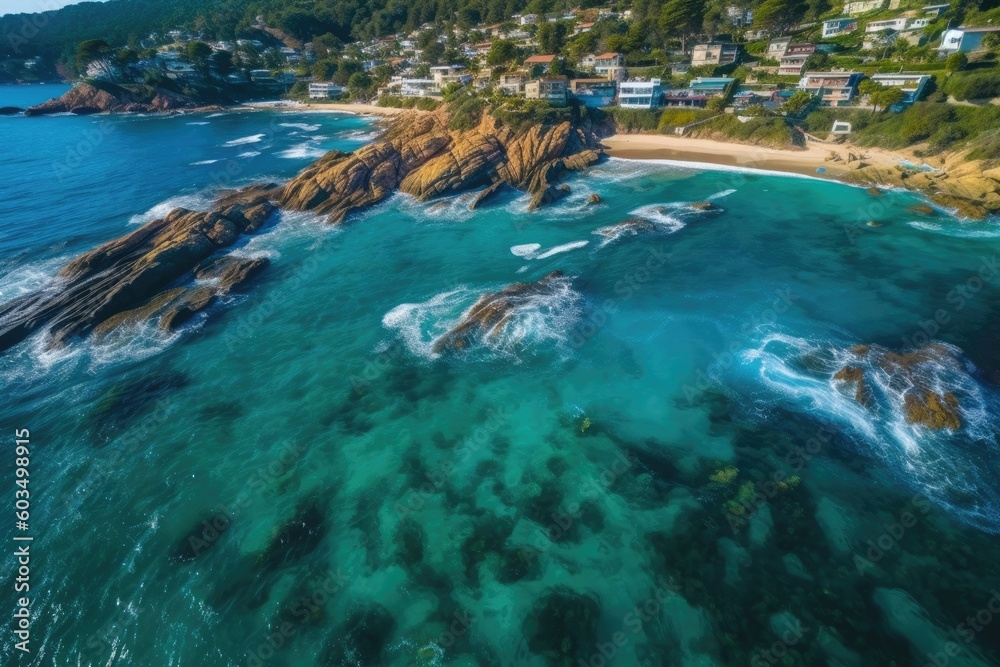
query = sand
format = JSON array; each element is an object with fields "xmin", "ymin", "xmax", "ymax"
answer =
[{"xmin": 602, "ymin": 134, "xmax": 903, "ymax": 180}]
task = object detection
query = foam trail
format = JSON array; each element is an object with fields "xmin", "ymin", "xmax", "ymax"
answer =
[{"xmin": 222, "ymin": 134, "xmax": 266, "ymax": 147}]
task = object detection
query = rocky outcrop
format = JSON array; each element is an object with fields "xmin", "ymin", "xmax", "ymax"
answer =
[
  {"xmin": 594, "ymin": 218, "xmax": 656, "ymax": 240},
  {"xmin": 0, "ymin": 104, "xmax": 604, "ymax": 354},
  {"xmin": 433, "ymin": 271, "xmax": 566, "ymax": 353},
  {"xmin": 276, "ymin": 108, "xmax": 605, "ymax": 223},
  {"xmin": 0, "ymin": 106, "xmax": 23, "ymax": 115},
  {"xmin": 833, "ymin": 343, "xmax": 965, "ymax": 431},
  {"xmin": 841, "ymin": 151, "xmax": 1000, "ymax": 220},
  {"xmin": 0, "ymin": 189, "xmax": 275, "ymax": 352},
  {"xmin": 24, "ymin": 82, "xmax": 201, "ymax": 116}
]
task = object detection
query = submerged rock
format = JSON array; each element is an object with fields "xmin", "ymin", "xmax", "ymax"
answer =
[
  {"xmin": 323, "ymin": 603, "xmax": 396, "ymax": 666},
  {"xmin": 689, "ymin": 201, "xmax": 719, "ymax": 211},
  {"xmin": 908, "ymin": 203, "xmax": 936, "ymax": 216},
  {"xmin": 587, "ymin": 193, "xmax": 602, "ymax": 204},
  {"xmin": 594, "ymin": 218, "xmax": 656, "ymax": 240},
  {"xmin": 432, "ymin": 271, "xmax": 566, "ymax": 353},
  {"xmin": 523, "ymin": 587, "xmax": 601, "ymax": 665},
  {"xmin": 0, "ymin": 106, "xmax": 24, "ymax": 115},
  {"xmin": 833, "ymin": 343, "xmax": 965, "ymax": 430}
]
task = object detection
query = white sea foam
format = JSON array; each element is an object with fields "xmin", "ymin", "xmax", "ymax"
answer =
[
  {"xmin": 222, "ymin": 134, "xmax": 266, "ymax": 147},
  {"xmin": 383, "ymin": 275, "xmax": 582, "ymax": 360},
  {"xmin": 186, "ymin": 121, "xmax": 210, "ymax": 126},
  {"xmin": 510, "ymin": 244, "xmax": 542, "ymax": 258},
  {"xmin": 279, "ymin": 122, "xmax": 321, "ymax": 132},
  {"xmin": 236, "ymin": 151, "xmax": 261, "ymax": 159},
  {"xmin": 129, "ymin": 193, "xmax": 214, "ymax": 225},
  {"xmin": 741, "ymin": 333, "xmax": 1000, "ymax": 533},
  {"xmin": 707, "ymin": 188, "xmax": 737, "ymax": 200},
  {"xmin": 341, "ymin": 129, "xmax": 381, "ymax": 142},
  {"xmin": 277, "ymin": 143, "xmax": 327, "ymax": 160},
  {"xmin": 627, "ymin": 204, "xmax": 687, "ymax": 233},
  {"xmin": 510, "ymin": 241, "xmax": 588, "ymax": 260},
  {"xmin": 907, "ymin": 220, "xmax": 1000, "ymax": 238},
  {"xmin": 190, "ymin": 159, "xmax": 218, "ymax": 165}
]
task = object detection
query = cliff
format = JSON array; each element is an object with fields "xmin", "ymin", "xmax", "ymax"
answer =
[
  {"xmin": 24, "ymin": 82, "xmax": 221, "ymax": 116},
  {"xmin": 0, "ymin": 106, "xmax": 605, "ymax": 353}
]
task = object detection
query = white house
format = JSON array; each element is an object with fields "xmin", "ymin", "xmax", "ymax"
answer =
[
  {"xmin": 866, "ymin": 18, "xmax": 909, "ymax": 33},
  {"xmin": 823, "ymin": 18, "xmax": 859, "ymax": 38},
  {"xmin": 937, "ymin": 26, "xmax": 1000, "ymax": 55},
  {"xmin": 308, "ymin": 82, "xmax": 345, "ymax": 99},
  {"xmin": 618, "ymin": 78, "xmax": 665, "ymax": 109},
  {"xmin": 870, "ymin": 73, "xmax": 929, "ymax": 105}
]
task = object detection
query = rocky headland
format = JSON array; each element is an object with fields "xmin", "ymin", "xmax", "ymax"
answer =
[
  {"xmin": 23, "ymin": 81, "xmax": 229, "ymax": 116},
  {"xmin": 840, "ymin": 149, "xmax": 1000, "ymax": 220},
  {"xmin": 0, "ymin": 104, "xmax": 605, "ymax": 354}
]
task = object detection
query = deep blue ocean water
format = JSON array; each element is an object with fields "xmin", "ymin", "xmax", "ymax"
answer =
[{"xmin": 2, "ymin": 84, "xmax": 1000, "ymax": 667}]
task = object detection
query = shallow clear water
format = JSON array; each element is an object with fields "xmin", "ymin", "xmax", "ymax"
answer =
[{"xmin": 2, "ymin": 85, "xmax": 1000, "ymax": 667}]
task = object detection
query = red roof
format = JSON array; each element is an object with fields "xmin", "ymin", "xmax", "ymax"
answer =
[
  {"xmin": 524, "ymin": 54, "xmax": 557, "ymax": 64},
  {"xmin": 595, "ymin": 52, "xmax": 620, "ymax": 60}
]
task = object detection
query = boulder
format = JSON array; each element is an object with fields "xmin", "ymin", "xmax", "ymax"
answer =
[
  {"xmin": 587, "ymin": 193, "xmax": 602, "ymax": 205},
  {"xmin": 690, "ymin": 201, "xmax": 719, "ymax": 211},
  {"xmin": 904, "ymin": 391, "xmax": 961, "ymax": 431},
  {"xmin": 0, "ymin": 106, "xmax": 23, "ymax": 115},
  {"xmin": 432, "ymin": 271, "xmax": 566, "ymax": 353},
  {"xmin": 594, "ymin": 218, "xmax": 656, "ymax": 239},
  {"xmin": 908, "ymin": 204, "xmax": 936, "ymax": 216}
]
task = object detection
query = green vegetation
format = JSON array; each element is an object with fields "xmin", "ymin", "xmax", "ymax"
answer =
[
  {"xmin": 943, "ymin": 69, "xmax": 1000, "ymax": 101},
  {"xmin": 377, "ymin": 95, "xmax": 442, "ymax": 111},
  {"xmin": 803, "ymin": 101, "xmax": 1000, "ymax": 159}
]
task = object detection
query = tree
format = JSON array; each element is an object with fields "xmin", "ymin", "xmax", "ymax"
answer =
[
  {"xmin": 487, "ymin": 39, "xmax": 519, "ymax": 68},
  {"xmin": 76, "ymin": 39, "xmax": 114, "ymax": 80},
  {"xmin": 753, "ymin": 0, "xmax": 806, "ymax": 36},
  {"xmin": 186, "ymin": 41, "xmax": 213, "ymax": 80},
  {"xmin": 946, "ymin": 52, "xmax": 968, "ymax": 73},
  {"xmin": 659, "ymin": 0, "xmax": 706, "ymax": 51},
  {"xmin": 348, "ymin": 71, "xmax": 372, "ymax": 91},
  {"xmin": 858, "ymin": 79, "xmax": 882, "ymax": 98},
  {"xmin": 281, "ymin": 10, "xmax": 320, "ymax": 43},
  {"xmin": 870, "ymin": 86, "xmax": 905, "ymax": 113},
  {"xmin": 313, "ymin": 59, "xmax": 339, "ymax": 80},
  {"xmin": 212, "ymin": 50, "xmax": 235, "ymax": 79},
  {"xmin": 537, "ymin": 21, "xmax": 569, "ymax": 54},
  {"xmin": 782, "ymin": 89, "xmax": 813, "ymax": 115},
  {"xmin": 548, "ymin": 58, "xmax": 565, "ymax": 76}
]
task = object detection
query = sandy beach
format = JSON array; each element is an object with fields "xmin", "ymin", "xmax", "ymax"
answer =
[{"xmin": 602, "ymin": 133, "xmax": 903, "ymax": 180}]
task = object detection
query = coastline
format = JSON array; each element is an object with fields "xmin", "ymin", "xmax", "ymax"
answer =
[
  {"xmin": 601, "ymin": 133, "xmax": 904, "ymax": 181},
  {"xmin": 241, "ymin": 101, "xmax": 413, "ymax": 117}
]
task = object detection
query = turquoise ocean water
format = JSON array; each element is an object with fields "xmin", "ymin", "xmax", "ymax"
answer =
[{"xmin": 2, "ymin": 84, "xmax": 1000, "ymax": 666}]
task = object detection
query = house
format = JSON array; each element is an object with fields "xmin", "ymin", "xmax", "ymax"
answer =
[
  {"xmin": 779, "ymin": 45, "xmax": 816, "ymax": 76},
  {"xmin": 844, "ymin": 0, "xmax": 886, "ymax": 14},
  {"xmin": 937, "ymin": 26, "xmax": 1000, "ymax": 55},
  {"xmin": 923, "ymin": 3, "xmax": 950, "ymax": 16},
  {"xmin": 725, "ymin": 5, "xmax": 754, "ymax": 26},
  {"xmin": 524, "ymin": 54, "xmax": 558, "ymax": 68},
  {"xmin": 663, "ymin": 91, "xmax": 709, "ymax": 108},
  {"xmin": 691, "ymin": 43, "xmax": 742, "ymax": 67},
  {"xmin": 399, "ymin": 78, "xmax": 440, "ymax": 97},
  {"xmin": 570, "ymin": 78, "xmax": 617, "ymax": 107},
  {"xmin": 593, "ymin": 52, "xmax": 624, "ymax": 75},
  {"xmin": 866, "ymin": 18, "xmax": 909, "ymax": 33},
  {"xmin": 574, "ymin": 22, "xmax": 596, "ymax": 35},
  {"xmin": 797, "ymin": 71, "xmax": 864, "ymax": 106},
  {"xmin": 768, "ymin": 37, "xmax": 793, "ymax": 58},
  {"xmin": 498, "ymin": 73, "xmax": 528, "ymax": 96},
  {"xmin": 822, "ymin": 18, "xmax": 858, "ymax": 38},
  {"xmin": 579, "ymin": 54, "xmax": 597, "ymax": 69},
  {"xmin": 308, "ymin": 82, "xmax": 346, "ymax": 99},
  {"xmin": 525, "ymin": 76, "xmax": 569, "ymax": 105},
  {"xmin": 870, "ymin": 73, "xmax": 930, "ymax": 105},
  {"xmin": 249, "ymin": 69, "xmax": 274, "ymax": 82},
  {"xmin": 618, "ymin": 78, "xmax": 666, "ymax": 108},
  {"xmin": 428, "ymin": 65, "xmax": 472, "ymax": 88},
  {"xmin": 519, "ymin": 14, "xmax": 539, "ymax": 25},
  {"xmin": 689, "ymin": 77, "xmax": 736, "ymax": 94}
]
